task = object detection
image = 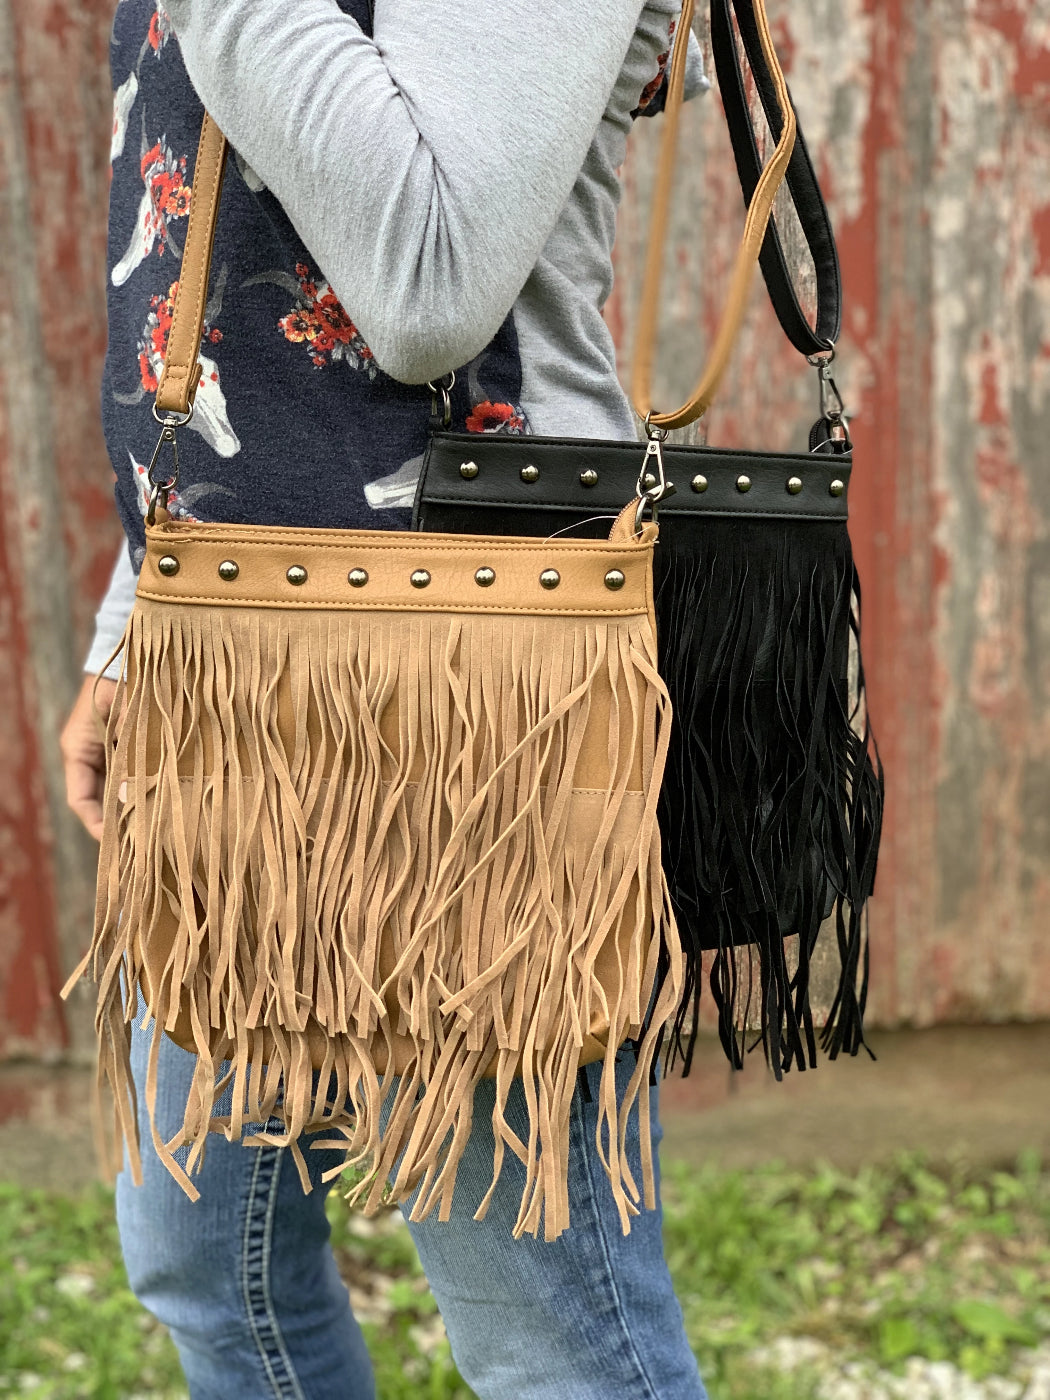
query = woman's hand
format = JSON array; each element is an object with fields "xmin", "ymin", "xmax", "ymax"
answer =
[{"xmin": 61, "ymin": 676, "xmax": 117, "ymax": 842}]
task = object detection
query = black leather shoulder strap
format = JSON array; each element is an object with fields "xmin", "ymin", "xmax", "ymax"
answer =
[{"xmin": 711, "ymin": 0, "xmax": 841, "ymax": 357}]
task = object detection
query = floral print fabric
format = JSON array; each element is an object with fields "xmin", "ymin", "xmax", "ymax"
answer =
[
  {"xmin": 275, "ymin": 263, "xmax": 378, "ymax": 375},
  {"xmin": 465, "ymin": 401, "xmax": 526, "ymax": 434},
  {"xmin": 111, "ymin": 138, "xmax": 192, "ymax": 285}
]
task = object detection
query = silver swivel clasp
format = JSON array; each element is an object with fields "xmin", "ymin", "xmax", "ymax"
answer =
[
  {"xmin": 808, "ymin": 342, "xmax": 852, "ymax": 450},
  {"xmin": 146, "ymin": 402, "xmax": 193, "ymax": 525},
  {"xmin": 635, "ymin": 414, "xmax": 676, "ymax": 531}
]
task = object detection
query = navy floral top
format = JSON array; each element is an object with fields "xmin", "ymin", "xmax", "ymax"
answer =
[{"xmin": 104, "ymin": 0, "xmax": 530, "ymax": 567}]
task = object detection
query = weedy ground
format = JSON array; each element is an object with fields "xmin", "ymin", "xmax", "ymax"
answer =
[{"xmin": 1, "ymin": 1153, "xmax": 1048, "ymax": 1399}]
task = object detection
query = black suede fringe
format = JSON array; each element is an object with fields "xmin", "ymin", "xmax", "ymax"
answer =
[
  {"xmin": 413, "ymin": 495, "xmax": 884, "ymax": 1079},
  {"xmin": 651, "ymin": 517, "xmax": 883, "ymax": 1078}
]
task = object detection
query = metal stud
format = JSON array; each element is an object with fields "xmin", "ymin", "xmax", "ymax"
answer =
[
  {"xmin": 158, "ymin": 554, "xmax": 180, "ymax": 577},
  {"xmin": 218, "ymin": 560, "xmax": 240, "ymax": 582},
  {"xmin": 579, "ymin": 468, "xmax": 599, "ymax": 487},
  {"xmin": 411, "ymin": 569, "xmax": 431, "ymax": 589},
  {"xmin": 459, "ymin": 461, "xmax": 479, "ymax": 480},
  {"xmin": 736, "ymin": 474, "xmax": 752, "ymax": 493},
  {"xmin": 348, "ymin": 568, "xmax": 369, "ymax": 588},
  {"xmin": 520, "ymin": 464, "xmax": 540, "ymax": 484},
  {"xmin": 604, "ymin": 569, "xmax": 626, "ymax": 591},
  {"xmin": 691, "ymin": 474, "xmax": 709, "ymax": 494},
  {"xmin": 787, "ymin": 476, "xmax": 804, "ymax": 495},
  {"xmin": 643, "ymin": 472, "xmax": 657, "ymax": 490},
  {"xmin": 539, "ymin": 569, "xmax": 561, "ymax": 590},
  {"xmin": 829, "ymin": 478, "xmax": 846, "ymax": 498},
  {"xmin": 286, "ymin": 565, "xmax": 308, "ymax": 586},
  {"xmin": 474, "ymin": 566, "xmax": 496, "ymax": 587}
]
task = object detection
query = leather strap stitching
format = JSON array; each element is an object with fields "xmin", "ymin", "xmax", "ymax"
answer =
[
  {"xmin": 134, "ymin": 589, "xmax": 649, "ymax": 616},
  {"xmin": 630, "ymin": 0, "xmax": 797, "ymax": 431},
  {"xmin": 714, "ymin": 0, "xmax": 840, "ymax": 355},
  {"xmin": 155, "ymin": 116, "xmax": 229, "ymax": 415}
]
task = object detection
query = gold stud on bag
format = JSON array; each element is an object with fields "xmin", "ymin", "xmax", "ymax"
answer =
[{"xmin": 65, "ymin": 101, "xmax": 684, "ymax": 1240}]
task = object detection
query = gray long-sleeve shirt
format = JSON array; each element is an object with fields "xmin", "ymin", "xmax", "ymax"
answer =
[{"xmin": 86, "ymin": 0, "xmax": 706, "ymax": 675}]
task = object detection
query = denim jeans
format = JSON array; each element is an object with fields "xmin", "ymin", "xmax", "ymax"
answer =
[{"xmin": 116, "ymin": 1017, "xmax": 708, "ymax": 1399}]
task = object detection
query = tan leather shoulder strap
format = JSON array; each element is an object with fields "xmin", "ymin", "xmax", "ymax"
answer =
[
  {"xmin": 630, "ymin": 0, "xmax": 796, "ymax": 432},
  {"xmin": 155, "ymin": 114, "xmax": 229, "ymax": 416},
  {"xmin": 154, "ymin": 0, "xmax": 794, "ymax": 431}
]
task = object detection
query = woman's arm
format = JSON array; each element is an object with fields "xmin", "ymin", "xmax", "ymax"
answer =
[
  {"xmin": 83, "ymin": 543, "xmax": 138, "ymax": 678},
  {"xmin": 165, "ymin": 0, "xmax": 649, "ymax": 384},
  {"xmin": 66, "ymin": 546, "xmax": 135, "ymax": 838}
]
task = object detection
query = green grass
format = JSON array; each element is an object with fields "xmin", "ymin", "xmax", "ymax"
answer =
[
  {"xmin": 0, "ymin": 1184, "xmax": 183, "ymax": 1400},
  {"xmin": 663, "ymin": 1150, "xmax": 1050, "ymax": 1396},
  {"xmin": 1, "ymin": 1154, "xmax": 1049, "ymax": 1398}
]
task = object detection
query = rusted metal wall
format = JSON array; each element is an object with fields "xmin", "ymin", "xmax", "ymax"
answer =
[
  {"xmin": 0, "ymin": 0, "xmax": 1047, "ymax": 1057},
  {"xmin": 0, "ymin": 0, "xmax": 120, "ymax": 1057},
  {"xmin": 613, "ymin": 0, "xmax": 1050, "ymax": 1028}
]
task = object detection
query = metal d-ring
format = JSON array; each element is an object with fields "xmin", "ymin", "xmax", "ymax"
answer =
[
  {"xmin": 642, "ymin": 411, "xmax": 669, "ymax": 443},
  {"xmin": 427, "ymin": 371, "xmax": 456, "ymax": 429},
  {"xmin": 151, "ymin": 401, "xmax": 195, "ymax": 428}
]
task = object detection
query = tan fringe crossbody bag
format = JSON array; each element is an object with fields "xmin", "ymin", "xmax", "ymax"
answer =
[{"xmin": 68, "ymin": 0, "xmax": 793, "ymax": 1242}]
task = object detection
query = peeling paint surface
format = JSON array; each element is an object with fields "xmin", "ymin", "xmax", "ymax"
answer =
[
  {"xmin": 926, "ymin": 0, "xmax": 1050, "ymax": 1021},
  {"xmin": 612, "ymin": 0, "xmax": 1050, "ymax": 1027},
  {"xmin": 0, "ymin": 0, "xmax": 119, "ymax": 1057}
]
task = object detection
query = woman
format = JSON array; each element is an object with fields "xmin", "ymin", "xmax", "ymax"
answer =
[{"xmin": 61, "ymin": 1, "xmax": 710, "ymax": 1395}]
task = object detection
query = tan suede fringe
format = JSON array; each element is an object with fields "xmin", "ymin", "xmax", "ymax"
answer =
[{"xmin": 73, "ymin": 598, "xmax": 680, "ymax": 1241}]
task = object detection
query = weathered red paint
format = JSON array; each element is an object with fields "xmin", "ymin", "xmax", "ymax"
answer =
[
  {"xmin": 1033, "ymin": 205, "xmax": 1050, "ymax": 278},
  {"xmin": 612, "ymin": 0, "xmax": 1050, "ymax": 1030},
  {"xmin": 0, "ymin": 0, "xmax": 120, "ymax": 1057},
  {"xmin": 852, "ymin": 0, "xmax": 951, "ymax": 1025},
  {"xmin": 14, "ymin": 0, "xmax": 118, "ymax": 614},
  {"xmin": 0, "ymin": 458, "xmax": 67, "ymax": 1053}
]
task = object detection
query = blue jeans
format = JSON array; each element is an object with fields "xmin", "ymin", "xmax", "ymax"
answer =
[{"xmin": 116, "ymin": 1019, "xmax": 707, "ymax": 1399}]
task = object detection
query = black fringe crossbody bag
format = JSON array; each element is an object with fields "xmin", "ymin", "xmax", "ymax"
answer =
[{"xmin": 413, "ymin": 0, "xmax": 884, "ymax": 1077}]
